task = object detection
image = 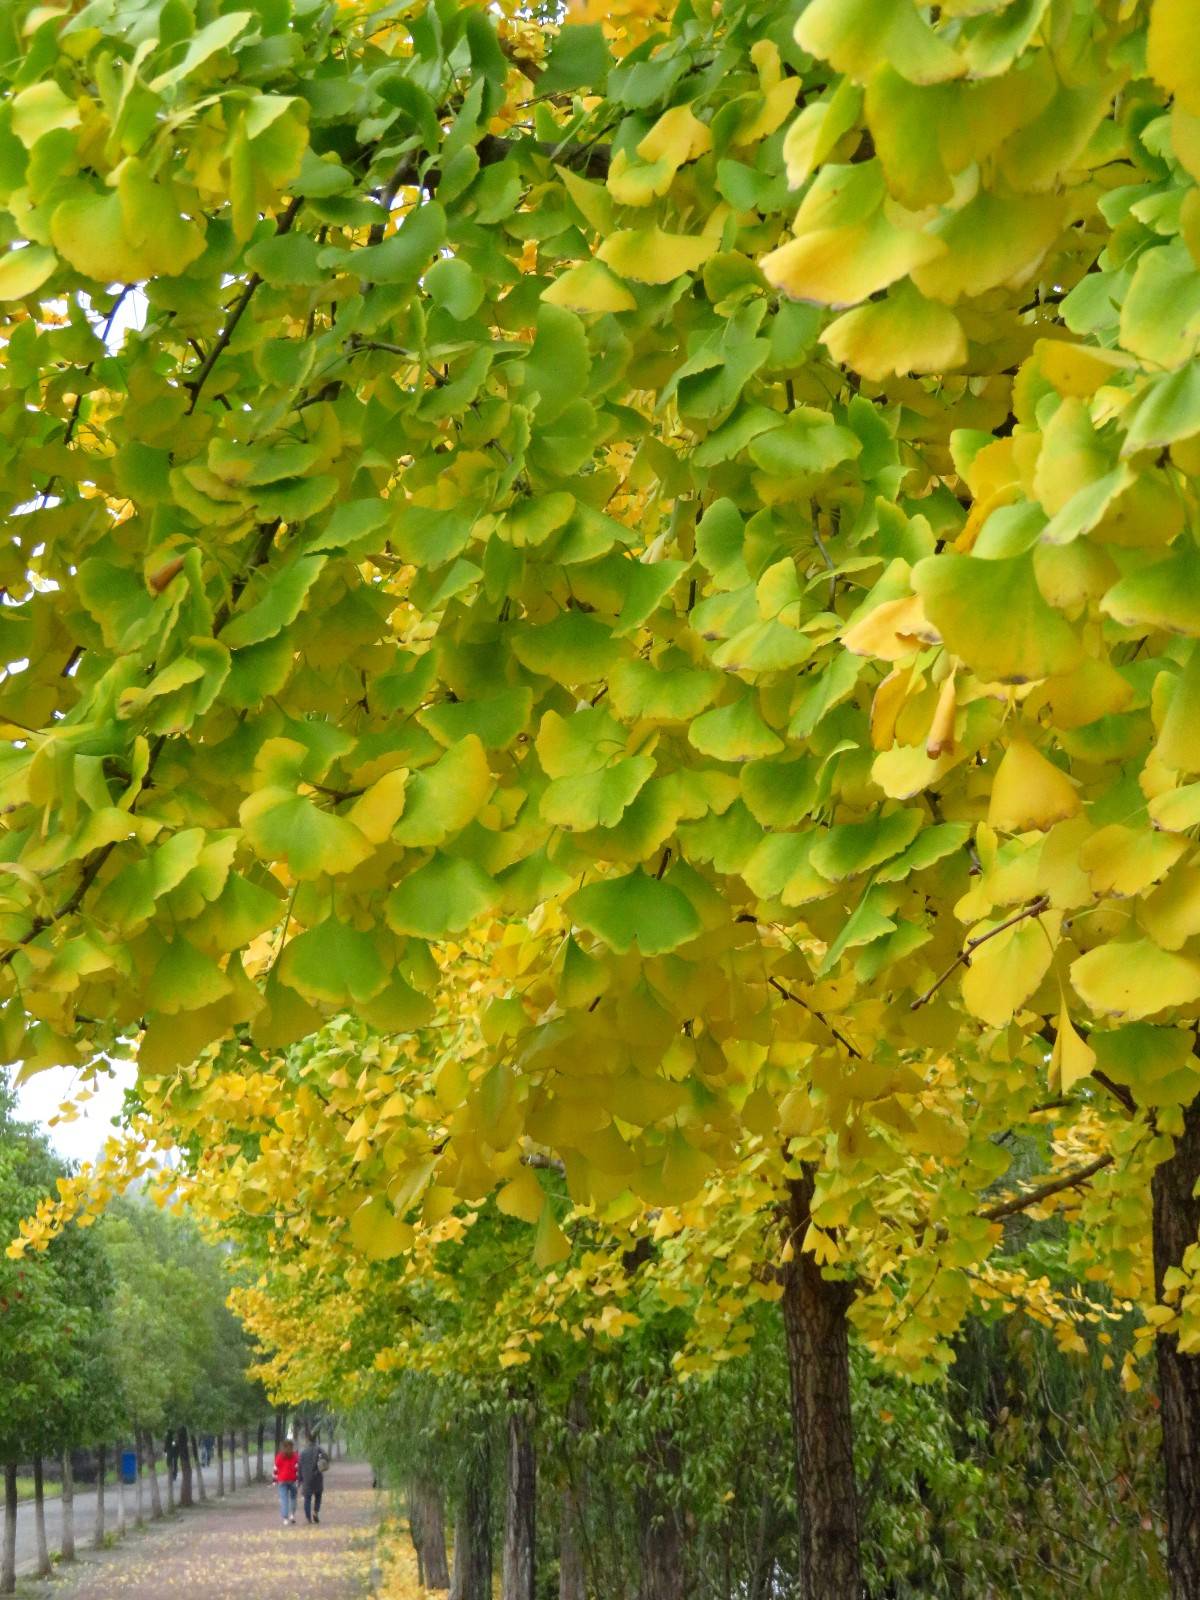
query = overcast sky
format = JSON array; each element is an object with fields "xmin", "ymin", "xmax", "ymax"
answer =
[{"xmin": 10, "ymin": 1060, "xmax": 137, "ymax": 1165}]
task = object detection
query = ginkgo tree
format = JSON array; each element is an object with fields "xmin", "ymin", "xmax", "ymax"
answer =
[{"xmin": 7, "ymin": 0, "xmax": 1200, "ymax": 1594}]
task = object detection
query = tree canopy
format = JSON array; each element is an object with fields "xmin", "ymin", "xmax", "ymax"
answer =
[{"xmin": 7, "ymin": 0, "xmax": 1200, "ymax": 1594}]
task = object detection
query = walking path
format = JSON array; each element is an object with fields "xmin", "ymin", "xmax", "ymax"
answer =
[
  {"xmin": 19, "ymin": 1462, "xmax": 377, "ymax": 1600},
  {"xmin": 15, "ymin": 1473, "xmax": 176, "ymax": 1576}
]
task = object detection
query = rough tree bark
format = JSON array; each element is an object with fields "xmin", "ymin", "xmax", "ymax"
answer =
[
  {"xmin": 178, "ymin": 1429, "xmax": 193, "ymax": 1509},
  {"xmin": 134, "ymin": 1434, "xmax": 144, "ymax": 1527},
  {"xmin": 241, "ymin": 1428, "xmax": 252, "ymax": 1487},
  {"xmin": 781, "ymin": 1169, "xmax": 862, "ymax": 1600},
  {"xmin": 32, "ymin": 1457, "xmax": 50, "ymax": 1576},
  {"xmin": 1154, "ymin": 1094, "xmax": 1200, "ymax": 1600},
  {"xmin": 635, "ymin": 1441, "xmax": 686, "ymax": 1600},
  {"xmin": 216, "ymin": 1432, "xmax": 225, "ymax": 1498},
  {"xmin": 191, "ymin": 1433, "xmax": 207, "ymax": 1502},
  {"xmin": 142, "ymin": 1430, "xmax": 162, "ymax": 1520},
  {"xmin": 256, "ymin": 1420, "xmax": 266, "ymax": 1482},
  {"xmin": 2, "ymin": 1462, "xmax": 17, "ymax": 1596},
  {"xmin": 451, "ymin": 1438, "xmax": 492, "ymax": 1600},
  {"xmin": 410, "ymin": 1477, "xmax": 451, "ymax": 1590},
  {"xmin": 60, "ymin": 1452, "xmax": 76, "ymax": 1558},
  {"xmin": 93, "ymin": 1443, "xmax": 107, "ymax": 1548},
  {"xmin": 228, "ymin": 1430, "xmax": 237, "ymax": 1493},
  {"xmin": 503, "ymin": 1405, "xmax": 536, "ymax": 1600},
  {"xmin": 558, "ymin": 1486, "xmax": 586, "ymax": 1600},
  {"xmin": 114, "ymin": 1441, "xmax": 126, "ymax": 1538}
]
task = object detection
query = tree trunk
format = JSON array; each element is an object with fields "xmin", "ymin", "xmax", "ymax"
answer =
[
  {"xmin": 178, "ymin": 1429, "xmax": 193, "ymax": 1509},
  {"xmin": 241, "ymin": 1429, "xmax": 251, "ymax": 1487},
  {"xmin": 228, "ymin": 1431, "xmax": 237, "ymax": 1493},
  {"xmin": 134, "ymin": 1433, "xmax": 145, "ymax": 1527},
  {"xmin": 635, "ymin": 1444, "xmax": 686, "ymax": 1600},
  {"xmin": 274, "ymin": 1413, "xmax": 284, "ymax": 1456},
  {"xmin": 503, "ymin": 1407, "xmax": 536, "ymax": 1600},
  {"xmin": 93, "ymin": 1443, "xmax": 107, "ymax": 1548},
  {"xmin": 558, "ymin": 1486, "xmax": 586, "ymax": 1600},
  {"xmin": 453, "ymin": 1439, "xmax": 492, "ymax": 1600},
  {"xmin": 216, "ymin": 1433, "xmax": 225, "ymax": 1498},
  {"xmin": 781, "ymin": 1170, "xmax": 862, "ymax": 1600},
  {"xmin": 410, "ymin": 1477, "xmax": 451, "ymax": 1590},
  {"xmin": 191, "ymin": 1433, "xmax": 207, "ymax": 1502},
  {"xmin": 2, "ymin": 1462, "xmax": 16, "ymax": 1596},
  {"xmin": 1154, "ymin": 1094, "xmax": 1200, "ymax": 1600},
  {"xmin": 165, "ymin": 1435, "xmax": 176, "ymax": 1514},
  {"xmin": 61, "ymin": 1452, "xmax": 76, "ymax": 1559},
  {"xmin": 115, "ymin": 1441, "xmax": 127, "ymax": 1538},
  {"xmin": 256, "ymin": 1420, "xmax": 266, "ymax": 1482},
  {"xmin": 32, "ymin": 1458, "xmax": 49, "ymax": 1577},
  {"xmin": 143, "ymin": 1432, "xmax": 162, "ymax": 1520}
]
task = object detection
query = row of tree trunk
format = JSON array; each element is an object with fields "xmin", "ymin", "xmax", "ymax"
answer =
[
  {"xmin": 0, "ymin": 1423, "xmax": 270, "ymax": 1594},
  {"xmin": 407, "ymin": 1129, "xmax": 1200, "ymax": 1600}
]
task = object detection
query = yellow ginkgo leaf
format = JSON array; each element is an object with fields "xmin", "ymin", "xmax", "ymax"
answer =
[
  {"xmin": 1071, "ymin": 938, "xmax": 1200, "ymax": 1020},
  {"xmin": 544, "ymin": 259, "xmax": 640, "ymax": 312},
  {"xmin": 763, "ymin": 163, "xmax": 944, "ymax": 308},
  {"xmin": 1051, "ymin": 1000, "xmax": 1097, "ymax": 1092},
  {"xmin": 496, "ymin": 1166, "xmax": 547, "ymax": 1225},
  {"xmin": 823, "ymin": 284, "xmax": 967, "ymax": 380},
  {"xmin": 842, "ymin": 595, "xmax": 938, "ymax": 660},
  {"xmin": 961, "ymin": 914, "xmax": 1058, "ymax": 1028},
  {"xmin": 597, "ymin": 227, "xmax": 717, "ymax": 284},
  {"xmin": 349, "ymin": 1195, "xmax": 414, "ymax": 1261},
  {"xmin": 1148, "ymin": 0, "xmax": 1200, "ymax": 117},
  {"xmin": 987, "ymin": 741, "xmax": 1080, "ymax": 833},
  {"xmin": 533, "ymin": 1199, "xmax": 572, "ymax": 1268}
]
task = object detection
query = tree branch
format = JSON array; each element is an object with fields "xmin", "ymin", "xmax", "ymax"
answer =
[
  {"xmin": 979, "ymin": 1153, "xmax": 1114, "ymax": 1222},
  {"xmin": 185, "ymin": 199, "xmax": 301, "ymax": 413},
  {"xmin": 910, "ymin": 895, "xmax": 1050, "ymax": 1011}
]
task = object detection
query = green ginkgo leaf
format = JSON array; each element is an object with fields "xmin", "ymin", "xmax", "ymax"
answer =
[{"xmin": 568, "ymin": 871, "xmax": 702, "ymax": 955}]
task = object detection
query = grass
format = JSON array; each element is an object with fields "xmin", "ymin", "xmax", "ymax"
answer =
[{"xmin": 15, "ymin": 1469, "xmax": 129, "ymax": 1503}]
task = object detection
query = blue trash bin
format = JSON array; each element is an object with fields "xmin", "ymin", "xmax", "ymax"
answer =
[{"xmin": 120, "ymin": 1450, "xmax": 137, "ymax": 1485}]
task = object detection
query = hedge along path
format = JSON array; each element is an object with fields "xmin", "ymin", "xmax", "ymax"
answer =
[{"xmin": 53, "ymin": 1462, "xmax": 377, "ymax": 1600}]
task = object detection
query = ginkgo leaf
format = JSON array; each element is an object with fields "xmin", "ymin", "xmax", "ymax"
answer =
[
  {"xmin": 278, "ymin": 919, "xmax": 390, "ymax": 1005},
  {"xmin": 542, "ymin": 260, "xmax": 637, "ymax": 313},
  {"xmin": 961, "ymin": 916, "xmax": 1056, "ymax": 1027},
  {"xmin": 914, "ymin": 552, "xmax": 1083, "ymax": 682},
  {"xmin": 386, "ymin": 855, "xmax": 498, "ymax": 940},
  {"xmin": 822, "ymin": 284, "xmax": 966, "ymax": 379},
  {"xmin": 795, "ymin": 0, "xmax": 964, "ymax": 86},
  {"xmin": 1101, "ymin": 548, "xmax": 1200, "ymax": 637},
  {"xmin": 496, "ymin": 1167, "xmax": 546, "ymax": 1225},
  {"xmin": 533, "ymin": 1200, "xmax": 571, "ymax": 1268},
  {"xmin": 240, "ymin": 787, "xmax": 371, "ymax": 880},
  {"xmin": 1051, "ymin": 1002, "xmax": 1097, "ymax": 1093},
  {"xmin": 762, "ymin": 163, "xmax": 945, "ymax": 308},
  {"xmin": 1071, "ymin": 939, "xmax": 1200, "ymax": 1020},
  {"xmin": 598, "ymin": 227, "xmax": 717, "ymax": 284},
  {"xmin": 987, "ymin": 742, "xmax": 1080, "ymax": 832},
  {"xmin": 1148, "ymin": 0, "xmax": 1200, "ymax": 117},
  {"xmin": 568, "ymin": 871, "xmax": 702, "ymax": 955},
  {"xmin": 349, "ymin": 1196, "xmax": 413, "ymax": 1262},
  {"xmin": 0, "ymin": 246, "xmax": 56, "ymax": 301}
]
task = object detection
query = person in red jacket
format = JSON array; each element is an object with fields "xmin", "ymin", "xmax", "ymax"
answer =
[{"xmin": 274, "ymin": 1439, "xmax": 300, "ymax": 1524}]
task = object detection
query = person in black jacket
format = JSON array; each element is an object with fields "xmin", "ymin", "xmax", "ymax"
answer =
[{"xmin": 298, "ymin": 1433, "xmax": 329, "ymax": 1524}]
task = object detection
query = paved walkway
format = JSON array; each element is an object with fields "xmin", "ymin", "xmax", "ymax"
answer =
[
  {"xmin": 27, "ymin": 1462, "xmax": 377, "ymax": 1600},
  {"xmin": 15, "ymin": 1472, "xmax": 176, "ymax": 1575}
]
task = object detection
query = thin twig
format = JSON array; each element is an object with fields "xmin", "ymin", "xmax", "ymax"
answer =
[
  {"xmin": 768, "ymin": 976, "xmax": 862, "ymax": 1059},
  {"xmin": 185, "ymin": 199, "xmax": 301, "ymax": 412},
  {"xmin": 910, "ymin": 895, "xmax": 1050, "ymax": 1011}
]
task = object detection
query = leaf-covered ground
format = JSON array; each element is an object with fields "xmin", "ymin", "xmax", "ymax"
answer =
[
  {"xmin": 47, "ymin": 1462, "xmax": 377, "ymax": 1600},
  {"xmin": 372, "ymin": 1518, "xmax": 449, "ymax": 1600}
]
